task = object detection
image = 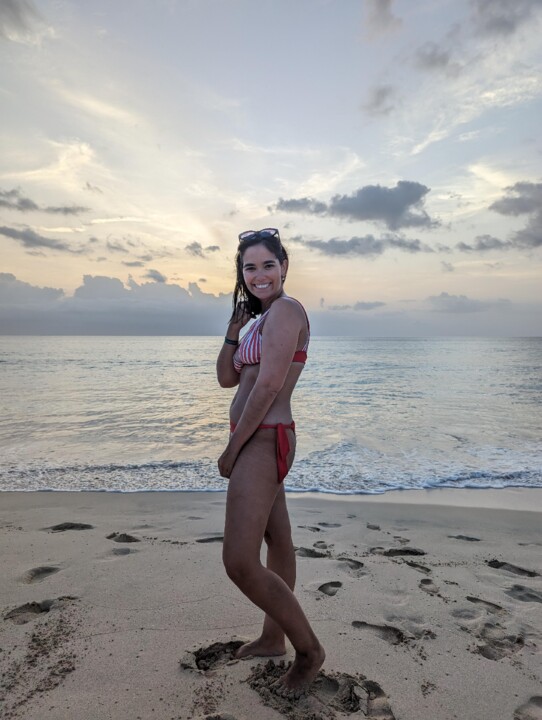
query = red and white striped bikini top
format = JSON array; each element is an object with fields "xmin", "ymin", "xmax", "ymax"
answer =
[{"xmin": 233, "ymin": 299, "xmax": 310, "ymax": 374}]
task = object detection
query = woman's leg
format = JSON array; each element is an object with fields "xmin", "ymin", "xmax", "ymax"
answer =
[
  {"xmin": 235, "ymin": 484, "xmax": 296, "ymax": 658},
  {"xmin": 223, "ymin": 430, "xmax": 324, "ymax": 697}
]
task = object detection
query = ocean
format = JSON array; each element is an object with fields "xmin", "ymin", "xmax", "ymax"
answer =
[{"xmin": 1, "ymin": 336, "xmax": 541, "ymax": 495}]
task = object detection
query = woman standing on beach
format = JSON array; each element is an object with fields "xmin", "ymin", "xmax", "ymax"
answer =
[{"xmin": 216, "ymin": 228, "xmax": 325, "ymax": 699}]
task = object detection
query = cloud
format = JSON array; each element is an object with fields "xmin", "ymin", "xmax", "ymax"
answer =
[
  {"xmin": 0, "ymin": 225, "xmax": 86, "ymax": 253},
  {"xmin": 0, "ymin": 272, "xmax": 64, "ymax": 303},
  {"xmin": 276, "ymin": 181, "xmax": 437, "ymax": 231},
  {"xmin": 427, "ymin": 291, "xmax": 509, "ymax": 313},
  {"xmin": 106, "ymin": 240, "xmax": 129, "ymax": 254},
  {"xmin": 0, "ymin": 273, "xmax": 233, "ymax": 334},
  {"xmin": 0, "ymin": 188, "xmax": 89, "ymax": 215},
  {"xmin": 489, "ymin": 182, "xmax": 542, "ymax": 249},
  {"xmin": 0, "ymin": 0, "xmax": 46, "ymax": 44},
  {"xmin": 144, "ymin": 269, "xmax": 167, "ymax": 283},
  {"xmin": 415, "ymin": 42, "xmax": 457, "ymax": 73},
  {"xmin": 362, "ymin": 84, "xmax": 397, "ymax": 117},
  {"xmin": 470, "ymin": 0, "xmax": 542, "ymax": 37},
  {"xmin": 290, "ymin": 233, "xmax": 434, "ymax": 257},
  {"xmin": 489, "ymin": 182, "xmax": 542, "ymax": 216},
  {"xmin": 329, "ymin": 301, "xmax": 386, "ymax": 311},
  {"xmin": 122, "ymin": 260, "xmax": 145, "ymax": 267},
  {"xmin": 363, "ymin": 0, "xmax": 402, "ymax": 36},
  {"xmin": 84, "ymin": 182, "xmax": 103, "ymax": 194},
  {"xmin": 185, "ymin": 241, "xmax": 220, "ymax": 257},
  {"xmin": 456, "ymin": 234, "xmax": 512, "ymax": 252}
]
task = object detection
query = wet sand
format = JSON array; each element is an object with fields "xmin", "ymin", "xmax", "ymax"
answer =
[{"xmin": 1, "ymin": 489, "xmax": 541, "ymax": 720}]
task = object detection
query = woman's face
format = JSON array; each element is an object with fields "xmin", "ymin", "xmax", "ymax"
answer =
[{"xmin": 241, "ymin": 243, "xmax": 287, "ymax": 304}]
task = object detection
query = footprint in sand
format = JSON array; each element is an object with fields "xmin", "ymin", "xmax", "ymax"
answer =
[
  {"xmin": 4, "ymin": 596, "xmax": 78, "ymax": 625},
  {"xmin": 371, "ymin": 546, "xmax": 427, "ymax": 557},
  {"xmin": 448, "ymin": 534, "xmax": 481, "ymax": 542},
  {"xmin": 295, "ymin": 547, "xmax": 328, "ymax": 558},
  {"xmin": 505, "ymin": 585, "xmax": 542, "ymax": 603},
  {"xmin": 514, "ymin": 696, "xmax": 542, "ymax": 720},
  {"xmin": 196, "ymin": 535, "xmax": 224, "ymax": 544},
  {"xmin": 313, "ymin": 541, "xmax": 332, "ymax": 550},
  {"xmin": 419, "ymin": 578, "xmax": 440, "ymax": 595},
  {"xmin": 47, "ymin": 522, "xmax": 93, "ymax": 532},
  {"xmin": 465, "ymin": 596, "xmax": 507, "ymax": 615},
  {"xmin": 352, "ymin": 620, "xmax": 412, "ymax": 645},
  {"xmin": 21, "ymin": 566, "xmax": 61, "ymax": 584},
  {"xmin": 337, "ymin": 557, "xmax": 365, "ymax": 577},
  {"xmin": 474, "ymin": 621, "xmax": 525, "ymax": 661},
  {"xmin": 317, "ymin": 522, "xmax": 342, "ymax": 528},
  {"xmin": 404, "ymin": 560, "xmax": 431, "ymax": 575},
  {"xmin": 297, "ymin": 525, "xmax": 321, "ymax": 533},
  {"xmin": 106, "ymin": 532, "xmax": 140, "ymax": 543},
  {"xmin": 367, "ymin": 523, "xmax": 380, "ymax": 530},
  {"xmin": 486, "ymin": 560, "xmax": 539, "ymax": 578},
  {"xmin": 180, "ymin": 640, "xmax": 244, "ymax": 673},
  {"xmin": 318, "ymin": 581, "xmax": 342, "ymax": 597},
  {"xmin": 248, "ymin": 660, "xmax": 396, "ymax": 719},
  {"xmin": 193, "ymin": 714, "xmax": 238, "ymax": 720}
]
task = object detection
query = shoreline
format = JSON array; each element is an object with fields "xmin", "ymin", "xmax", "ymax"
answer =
[
  {"xmin": 2, "ymin": 485, "xmax": 541, "ymax": 511},
  {"xmin": 1, "ymin": 488, "xmax": 541, "ymax": 719}
]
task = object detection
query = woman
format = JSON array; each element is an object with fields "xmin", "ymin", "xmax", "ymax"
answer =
[{"xmin": 216, "ymin": 228, "xmax": 325, "ymax": 699}]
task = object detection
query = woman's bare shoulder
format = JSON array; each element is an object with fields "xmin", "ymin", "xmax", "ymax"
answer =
[{"xmin": 269, "ymin": 296, "xmax": 306, "ymax": 319}]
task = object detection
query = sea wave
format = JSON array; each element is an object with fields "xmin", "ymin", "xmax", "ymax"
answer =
[{"xmin": 1, "ymin": 449, "xmax": 540, "ymax": 494}]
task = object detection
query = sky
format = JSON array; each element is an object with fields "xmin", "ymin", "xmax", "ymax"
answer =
[{"xmin": 1, "ymin": 0, "xmax": 541, "ymax": 336}]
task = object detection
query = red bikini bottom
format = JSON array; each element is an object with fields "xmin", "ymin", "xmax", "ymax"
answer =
[{"xmin": 229, "ymin": 420, "xmax": 295, "ymax": 484}]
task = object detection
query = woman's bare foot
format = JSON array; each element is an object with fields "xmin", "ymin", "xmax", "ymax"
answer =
[
  {"xmin": 235, "ymin": 636, "xmax": 286, "ymax": 659},
  {"xmin": 272, "ymin": 643, "xmax": 325, "ymax": 700}
]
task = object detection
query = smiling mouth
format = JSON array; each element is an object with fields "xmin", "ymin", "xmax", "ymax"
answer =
[{"xmin": 254, "ymin": 283, "xmax": 271, "ymax": 289}]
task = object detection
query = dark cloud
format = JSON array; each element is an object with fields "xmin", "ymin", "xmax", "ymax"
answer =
[
  {"xmin": 185, "ymin": 241, "xmax": 204, "ymax": 257},
  {"xmin": 276, "ymin": 181, "xmax": 437, "ymax": 231},
  {"xmin": 441, "ymin": 261, "xmax": 455, "ymax": 272},
  {"xmin": 456, "ymin": 234, "xmax": 512, "ymax": 252},
  {"xmin": 122, "ymin": 260, "xmax": 145, "ymax": 267},
  {"xmin": 363, "ymin": 0, "xmax": 402, "ymax": 35},
  {"xmin": 0, "ymin": 274, "xmax": 231, "ymax": 334},
  {"xmin": 427, "ymin": 292, "xmax": 509, "ymax": 313},
  {"xmin": 489, "ymin": 182, "xmax": 542, "ymax": 249},
  {"xmin": 415, "ymin": 42, "xmax": 455, "ymax": 72},
  {"xmin": 362, "ymin": 84, "xmax": 397, "ymax": 117},
  {"xmin": 0, "ymin": 272, "xmax": 63, "ymax": 303},
  {"xmin": 198, "ymin": 277, "xmax": 207, "ymax": 283},
  {"xmin": 0, "ymin": 225, "xmax": 85, "ymax": 253},
  {"xmin": 329, "ymin": 301, "xmax": 386, "ymax": 311},
  {"xmin": 0, "ymin": 188, "xmax": 88, "ymax": 215},
  {"xmin": 489, "ymin": 182, "xmax": 542, "ymax": 216},
  {"xmin": 144, "ymin": 269, "xmax": 167, "ymax": 283},
  {"xmin": 470, "ymin": 0, "xmax": 542, "ymax": 37},
  {"xmin": 84, "ymin": 181, "xmax": 103, "ymax": 194},
  {"xmin": 290, "ymin": 233, "xmax": 434, "ymax": 257},
  {"xmin": 106, "ymin": 240, "xmax": 129, "ymax": 253},
  {"xmin": 185, "ymin": 241, "xmax": 219, "ymax": 257},
  {"xmin": 0, "ymin": 0, "xmax": 40, "ymax": 40}
]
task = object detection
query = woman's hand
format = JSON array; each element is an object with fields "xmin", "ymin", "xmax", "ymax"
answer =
[
  {"xmin": 218, "ymin": 444, "xmax": 239, "ymax": 479},
  {"xmin": 229, "ymin": 301, "xmax": 252, "ymax": 331}
]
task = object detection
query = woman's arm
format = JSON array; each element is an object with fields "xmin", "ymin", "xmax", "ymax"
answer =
[
  {"xmin": 216, "ymin": 331, "xmax": 241, "ymax": 388},
  {"xmin": 216, "ymin": 305, "xmax": 252, "ymax": 388},
  {"xmin": 218, "ymin": 298, "xmax": 303, "ymax": 477}
]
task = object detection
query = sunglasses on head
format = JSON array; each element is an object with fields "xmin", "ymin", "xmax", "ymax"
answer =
[{"xmin": 238, "ymin": 228, "xmax": 280, "ymax": 242}]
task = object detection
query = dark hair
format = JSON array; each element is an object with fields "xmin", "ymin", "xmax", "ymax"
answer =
[{"xmin": 230, "ymin": 232, "xmax": 289, "ymax": 321}]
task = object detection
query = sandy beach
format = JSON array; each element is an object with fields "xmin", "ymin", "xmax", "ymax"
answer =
[{"xmin": 1, "ymin": 489, "xmax": 541, "ymax": 720}]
